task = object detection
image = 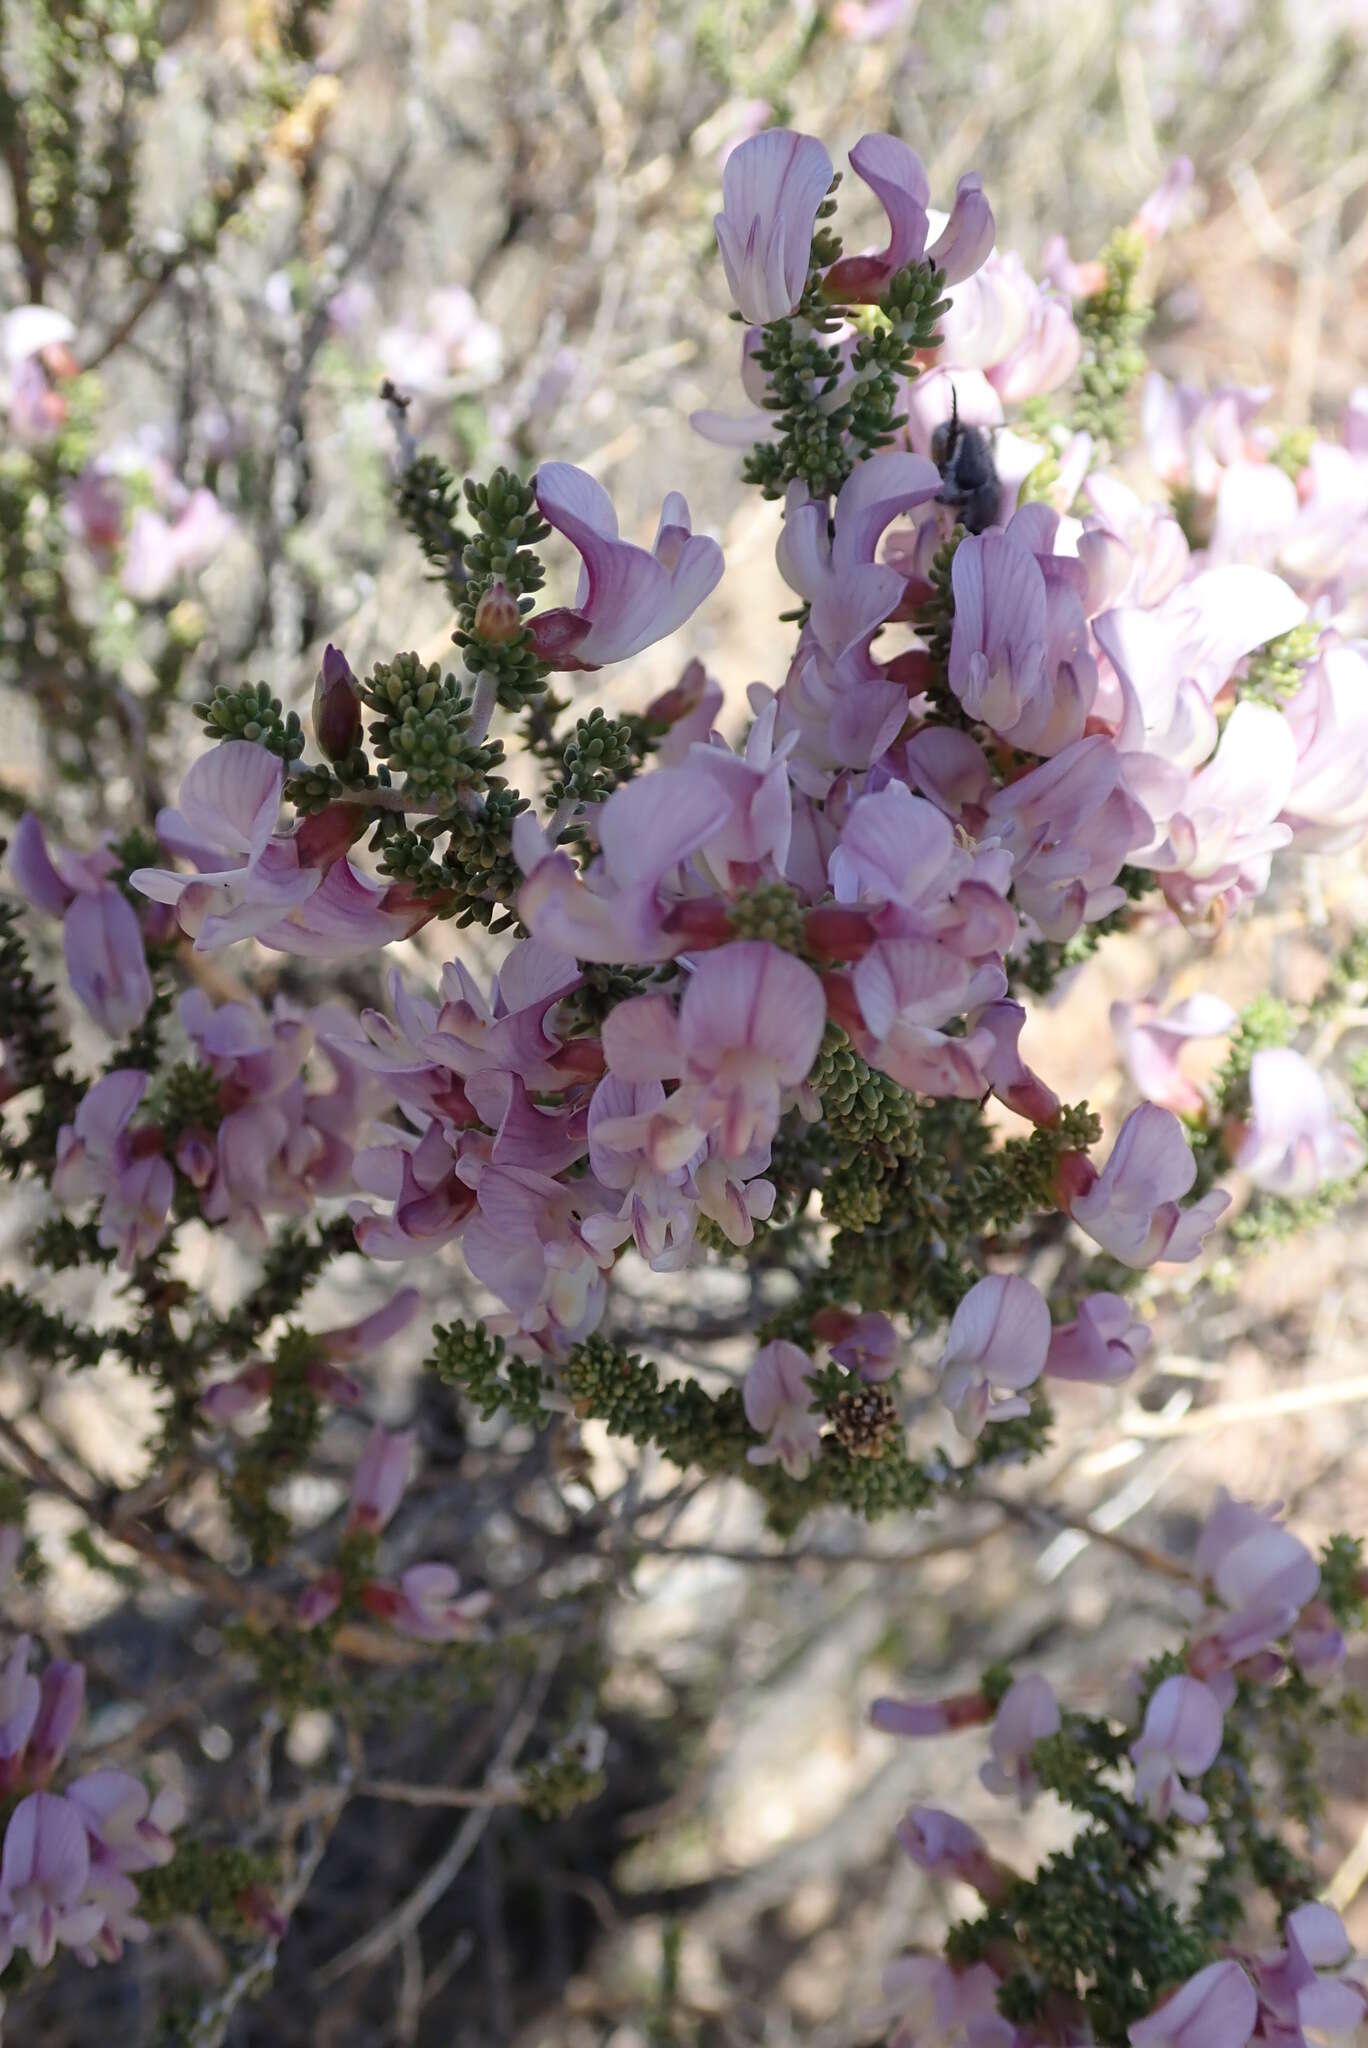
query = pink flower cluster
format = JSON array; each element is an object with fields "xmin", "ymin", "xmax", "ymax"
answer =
[
  {"xmin": 867, "ymin": 1494, "xmax": 1365, "ymax": 2047},
  {"xmin": 296, "ymin": 1426, "xmax": 490, "ymax": 1643},
  {"xmin": 0, "ymin": 1543, "xmax": 180, "ymax": 1972}
]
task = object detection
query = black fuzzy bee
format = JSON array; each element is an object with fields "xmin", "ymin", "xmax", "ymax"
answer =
[{"xmin": 930, "ymin": 392, "xmax": 1001, "ymax": 535}]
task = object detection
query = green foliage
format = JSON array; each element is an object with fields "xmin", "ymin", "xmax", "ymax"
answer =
[
  {"xmin": 194, "ymin": 681, "xmax": 306, "ymax": 761},
  {"xmin": 1240, "ymin": 620, "xmax": 1320, "ymax": 705},
  {"xmin": 1072, "ymin": 228, "xmax": 1149, "ymax": 446}
]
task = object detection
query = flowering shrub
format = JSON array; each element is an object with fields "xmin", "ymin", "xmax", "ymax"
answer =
[{"xmin": 5, "ymin": 83, "xmax": 1368, "ymax": 2041}]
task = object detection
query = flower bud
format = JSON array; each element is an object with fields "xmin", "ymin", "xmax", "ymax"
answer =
[
  {"xmin": 312, "ymin": 643, "xmax": 362, "ymax": 762},
  {"xmin": 26, "ymin": 1662, "xmax": 86, "ymax": 1784},
  {"xmin": 473, "ymin": 581, "xmax": 522, "ymax": 644}
]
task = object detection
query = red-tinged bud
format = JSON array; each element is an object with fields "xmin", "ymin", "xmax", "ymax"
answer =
[
  {"xmin": 236, "ymin": 1884, "xmax": 290, "ymax": 1943},
  {"xmin": 175, "ymin": 1127, "xmax": 216, "ymax": 1187},
  {"xmin": 431, "ymin": 1079, "xmax": 480, "ymax": 1127},
  {"xmin": 661, "ymin": 898, "xmax": 736, "ymax": 947},
  {"xmin": 805, "ymin": 904, "xmax": 877, "ymax": 962},
  {"xmin": 473, "ymin": 581, "xmax": 523, "ymax": 644},
  {"xmin": 295, "ymin": 803, "xmax": 366, "ymax": 870},
  {"xmin": 305, "ymin": 1360, "xmax": 363, "ymax": 1407},
  {"xmin": 883, "ymin": 647, "xmax": 936, "ymax": 689},
  {"xmin": 358, "ymin": 1579, "xmax": 402, "ymax": 1622},
  {"xmin": 644, "ymin": 658, "xmax": 708, "ymax": 727},
  {"xmin": 126, "ymin": 1126, "xmax": 167, "ymax": 1161},
  {"xmin": 1053, "ymin": 1149, "xmax": 1097, "ymax": 1211},
  {"xmin": 296, "ymin": 1571, "xmax": 343, "ymax": 1629},
  {"xmin": 312, "ymin": 644, "xmax": 362, "ymax": 763},
  {"xmin": 820, "ymin": 972, "xmax": 865, "ymax": 1038},
  {"xmin": 40, "ymin": 342, "xmax": 80, "ymax": 381},
  {"xmin": 550, "ymin": 1037, "xmax": 606, "ymax": 1081},
  {"xmin": 870, "ymin": 1688, "xmax": 992, "ymax": 1737},
  {"xmin": 811, "ymin": 1306, "xmax": 858, "ymax": 1346}
]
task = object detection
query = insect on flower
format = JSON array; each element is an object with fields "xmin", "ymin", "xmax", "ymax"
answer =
[{"xmin": 930, "ymin": 390, "xmax": 1002, "ymax": 534}]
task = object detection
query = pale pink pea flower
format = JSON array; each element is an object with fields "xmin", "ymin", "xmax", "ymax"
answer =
[
  {"xmin": 742, "ymin": 1340, "xmax": 823, "ymax": 1479},
  {"xmin": 1234, "ymin": 1046, "xmax": 1365, "ymax": 1197},
  {"xmin": 529, "ymin": 463, "xmax": 723, "ymax": 669},
  {"xmin": 823, "ymin": 136, "xmax": 994, "ymax": 304},
  {"xmin": 0, "ymin": 1791, "xmax": 105, "ymax": 1968},
  {"xmin": 712, "ymin": 129, "xmax": 834, "ymax": 322},
  {"xmin": 978, "ymin": 1673, "xmax": 1061, "ymax": 1808},
  {"xmin": 601, "ymin": 940, "xmax": 826, "ymax": 1163},
  {"xmin": 1128, "ymin": 1959, "xmax": 1256, "ymax": 2048},
  {"xmin": 347, "ymin": 1426, "xmax": 415, "ymax": 1534},
  {"xmin": 1045, "ymin": 1294, "xmax": 1150, "ymax": 1385},
  {"xmin": 1111, "ymin": 991, "xmax": 1236, "ymax": 1116},
  {"xmin": 936, "ymin": 1275, "xmax": 1050, "ymax": 1439},
  {"xmin": 1129, "ymin": 1675, "xmax": 1224, "ymax": 1823},
  {"xmin": 1067, "ymin": 1103, "xmax": 1230, "ymax": 1268}
]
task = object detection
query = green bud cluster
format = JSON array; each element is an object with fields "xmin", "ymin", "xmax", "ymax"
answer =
[
  {"xmin": 377, "ymin": 784, "xmax": 529, "ymax": 931},
  {"xmin": 0, "ymin": 898, "xmax": 79, "ymax": 1173},
  {"xmin": 520, "ymin": 1737, "xmax": 607, "ymax": 1821},
  {"xmin": 429, "ymin": 1320, "xmax": 550, "ymax": 1424},
  {"xmin": 395, "ymin": 452, "xmax": 470, "ymax": 597},
  {"xmin": 226, "ymin": 1326, "xmax": 327, "ymax": 1565},
  {"xmin": 1241, "ymin": 620, "xmax": 1321, "ymax": 705},
  {"xmin": 0, "ymin": 1280, "xmax": 105, "ymax": 1371},
  {"xmin": 811, "ymin": 1027, "xmax": 920, "ymax": 1155},
  {"xmin": 137, "ymin": 1840, "xmax": 279, "ymax": 1937},
  {"xmin": 958, "ymin": 1102, "xmax": 1101, "ymax": 1231},
  {"xmin": 452, "ymin": 469, "xmax": 550, "ymax": 712},
  {"xmin": 360, "ymin": 653, "xmax": 504, "ymax": 803},
  {"xmin": 725, "ymin": 879, "xmax": 809, "ymax": 951},
  {"xmin": 1271, "ymin": 425, "xmax": 1316, "ymax": 480},
  {"xmin": 194, "ymin": 681, "xmax": 306, "ymax": 761},
  {"xmin": 842, "ymin": 262, "xmax": 950, "ymax": 466},
  {"xmin": 1072, "ymin": 228, "xmax": 1149, "ymax": 447},
  {"xmin": 558, "ymin": 961, "xmax": 656, "ymax": 1036},
  {"xmin": 546, "ymin": 709, "xmax": 650, "ymax": 812}
]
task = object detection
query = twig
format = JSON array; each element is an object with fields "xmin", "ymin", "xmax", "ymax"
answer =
[
  {"xmin": 313, "ymin": 1642, "xmax": 562, "ymax": 1984},
  {"xmin": 974, "ymin": 1485, "xmax": 1196, "ymax": 1585}
]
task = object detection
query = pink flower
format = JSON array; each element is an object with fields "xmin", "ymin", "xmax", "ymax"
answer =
[
  {"xmin": 1067, "ymin": 1104, "xmax": 1230, "ymax": 1268},
  {"xmin": 823, "ymin": 137, "xmax": 994, "ymax": 303},
  {"xmin": 51, "ymin": 1071, "xmax": 173, "ymax": 1270},
  {"xmin": 9, "ymin": 816, "xmax": 154, "ymax": 1038},
  {"xmin": 743, "ymin": 1340, "xmax": 823, "ymax": 1479},
  {"xmin": 882, "ymin": 1955, "xmax": 1015, "ymax": 2048},
  {"xmin": 813, "ymin": 1307, "xmax": 899, "ymax": 1381},
  {"xmin": 122, "ymin": 487, "xmax": 233, "ymax": 601},
  {"xmin": 515, "ymin": 767, "xmax": 732, "ymax": 963},
  {"xmin": 364, "ymin": 1563, "xmax": 491, "ymax": 1642},
  {"xmin": 1148, "ymin": 704, "xmax": 1299, "ymax": 919},
  {"xmin": 1290, "ymin": 1600, "xmax": 1348, "ymax": 1685},
  {"xmin": 1234, "ymin": 1047, "xmax": 1364, "ymax": 1197},
  {"xmin": 201, "ymin": 1361, "xmax": 275, "ymax": 1422},
  {"xmin": 774, "ymin": 452, "xmax": 943, "ymax": 775},
  {"xmin": 1128, "ymin": 1960, "xmax": 1256, "ymax": 2048},
  {"xmin": 0, "ymin": 1639, "xmax": 40, "ymax": 1789},
  {"xmin": 584, "ymin": 1075, "xmax": 699, "ymax": 1267},
  {"xmin": 979, "ymin": 1673, "xmax": 1061, "ymax": 1807},
  {"xmin": 937, "ymin": 1275, "xmax": 1050, "ymax": 1439},
  {"xmin": 975, "ymin": 1000, "xmax": 1061, "ymax": 1127},
  {"xmin": 1130, "ymin": 1675, "xmax": 1223, "ymax": 1823},
  {"xmin": 601, "ymin": 941, "xmax": 826, "ymax": 1160},
  {"xmin": 66, "ymin": 1769, "xmax": 178, "ymax": 1873},
  {"xmin": 25, "ymin": 1661, "xmax": 85, "ymax": 1785},
  {"xmin": 462, "ymin": 1163, "xmax": 613, "ymax": 1352},
  {"xmin": 985, "ymin": 267, "xmax": 1081, "ymax": 404},
  {"xmin": 1045, "ymin": 1294, "xmax": 1150, "ymax": 1385},
  {"xmin": 712, "ymin": 129, "xmax": 834, "ymax": 322},
  {"xmin": 0, "ymin": 1791, "xmax": 105, "ymax": 1968},
  {"xmin": 948, "ymin": 525, "xmax": 1094, "ymax": 755},
  {"xmin": 2, "ymin": 306, "xmax": 75, "ymax": 443},
  {"xmin": 528, "ymin": 464, "xmax": 723, "ymax": 668},
  {"xmin": 868, "ymin": 1689, "xmax": 992, "ymax": 1738},
  {"xmin": 986, "ymin": 734, "xmax": 1152, "ymax": 943},
  {"xmin": 895, "ymin": 1808, "xmax": 1003, "ymax": 1899},
  {"xmin": 1189, "ymin": 1494, "xmax": 1320, "ymax": 1679},
  {"xmin": 1255, "ymin": 1902, "xmax": 1366, "ymax": 2040},
  {"xmin": 1111, "ymin": 992, "xmax": 1236, "ymax": 1116},
  {"xmin": 1280, "ymin": 641, "xmax": 1368, "ymax": 852},
  {"xmin": 347, "ymin": 1425, "xmax": 415, "ymax": 1534},
  {"xmin": 130, "ymin": 741, "xmax": 319, "ymax": 948}
]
